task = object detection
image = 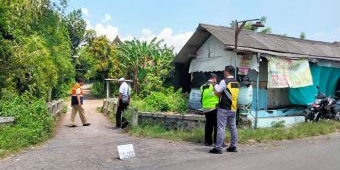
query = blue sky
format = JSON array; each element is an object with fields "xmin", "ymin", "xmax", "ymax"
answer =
[{"xmin": 67, "ymin": 0, "xmax": 340, "ymax": 51}]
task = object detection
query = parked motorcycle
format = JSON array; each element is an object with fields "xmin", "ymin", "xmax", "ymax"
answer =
[{"xmin": 305, "ymin": 86, "xmax": 340, "ymax": 122}]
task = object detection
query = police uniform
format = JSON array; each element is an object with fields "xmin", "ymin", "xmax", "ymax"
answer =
[{"xmin": 213, "ymin": 76, "xmax": 239, "ymax": 151}]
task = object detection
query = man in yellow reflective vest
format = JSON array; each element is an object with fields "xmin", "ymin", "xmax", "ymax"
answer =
[
  {"xmin": 70, "ymin": 78, "xmax": 91, "ymax": 127},
  {"xmin": 200, "ymin": 73, "xmax": 219, "ymax": 146}
]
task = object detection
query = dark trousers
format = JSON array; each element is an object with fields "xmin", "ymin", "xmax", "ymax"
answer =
[
  {"xmin": 205, "ymin": 109, "xmax": 217, "ymax": 145},
  {"xmin": 116, "ymin": 99, "xmax": 128, "ymax": 128}
]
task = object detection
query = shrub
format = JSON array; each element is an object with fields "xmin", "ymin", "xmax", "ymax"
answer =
[
  {"xmin": 130, "ymin": 87, "xmax": 188, "ymax": 113},
  {"xmin": 0, "ymin": 91, "xmax": 54, "ymax": 155},
  {"xmin": 144, "ymin": 92, "xmax": 170, "ymax": 112},
  {"xmin": 91, "ymin": 81, "xmax": 105, "ymax": 98}
]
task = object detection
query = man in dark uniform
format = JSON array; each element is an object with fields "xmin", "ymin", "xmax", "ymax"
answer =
[{"xmin": 209, "ymin": 66, "xmax": 240, "ymax": 154}]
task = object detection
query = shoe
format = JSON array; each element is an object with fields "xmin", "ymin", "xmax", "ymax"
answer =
[
  {"xmin": 120, "ymin": 125, "xmax": 128, "ymax": 129},
  {"xmin": 70, "ymin": 124, "xmax": 76, "ymax": 127},
  {"xmin": 226, "ymin": 146, "xmax": 237, "ymax": 152},
  {"xmin": 209, "ymin": 148, "xmax": 222, "ymax": 154},
  {"xmin": 83, "ymin": 123, "xmax": 91, "ymax": 126}
]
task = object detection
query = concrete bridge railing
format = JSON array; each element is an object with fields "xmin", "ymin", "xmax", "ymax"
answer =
[
  {"xmin": 46, "ymin": 99, "xmax": 64, "ymax": 116},
  {"xmin": 0, "ymin": 117, "xmax": 15, "ymax": 124},
  {"xmin": 101, "ymin": 98, "xmax": 204, "ymax": 130},
  {"xmin": 101, "ymin": 98, "xmax": 118, "ymax": 115}
]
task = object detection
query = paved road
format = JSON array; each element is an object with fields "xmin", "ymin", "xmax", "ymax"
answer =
[{"xmin": 0, "ymin": 97, "xmax": 339, "ymax": 170}]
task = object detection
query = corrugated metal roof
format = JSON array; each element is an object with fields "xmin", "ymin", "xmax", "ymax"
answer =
[{"xmin": 174, "ymin": 23, "xmax": 340, "ymax": 63}]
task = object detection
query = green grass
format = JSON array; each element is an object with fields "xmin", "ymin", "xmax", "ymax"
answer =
[
  {"xmin": 130, "ymin": 124, "xmax": 205, "ymax": 143},
  {"xmin": 0, "ymin": 123, "xmax": 55, "ymax": 158},
  {"xmin": 130, "ymin": 120, "xmax": 340, "ymax": 144}
]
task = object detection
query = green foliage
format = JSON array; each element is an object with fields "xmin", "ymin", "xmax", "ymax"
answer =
[
  {"xmin": 300, "ymin": 32, "xmax": 306, "ymax": 39},
  {"xmin": 144, "ymin": 92, "xmax": 171, "ymax": 112},
  {"xmin": 130, "ymin": 87, "xmax": 188, "ymax": 113},
  {"xmin": 78, "ymin": 35, "xmax": 122, "ymax": 97},
  {"xmin": 0, "ymin": 0, "xmax": 86, "ymax": 157},
  {"xmin": 117, "ymin": 38, "xmax": 175, "ymax": 95},
  {"xmin": 91, "ymin": 81, "xmax": 106, "ymax": 98},
  {"xmin": 0, "ymin": 91, "xmax": 54, "ymax": 156},
  {"xmin": 65, "ymin": 9, "xmax": 86, "ymax": 56},
  {"xmin": 0, "ymin": 0, "xmax": 77, "ymax": 100}
]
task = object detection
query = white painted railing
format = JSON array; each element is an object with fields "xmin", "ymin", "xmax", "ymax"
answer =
[
  {"xmin": 0, "ymin": 116, "xmax": 15, "ymax": 124},
  {"xmin": 46, "ymin": 99, "xmax": 64, "ymax": 116}
]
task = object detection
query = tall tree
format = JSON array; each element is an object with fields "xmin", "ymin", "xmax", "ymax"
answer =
[
  {"xmin": 0, "ymin": 0, "xmax": 77, "ymax": 100},
  {"xmin": 118, "ymin": 38, "xmax": 155, "ymax": 94},
  {"xmin": 117, "ymin": 37, "xmax": 175, "ymax": 95},
  {"xmin": 300, "ymin": 32, "xmax": 306, "ymax": 39},
  {"xmin": 78, "ymin": 35, "xmax": 121, "ymax": 97},
  {"xmin": 65, "ymin": 9, "xmax": 86, "ymax": 56}
]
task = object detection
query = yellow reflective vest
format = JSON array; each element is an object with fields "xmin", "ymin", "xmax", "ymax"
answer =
[{"xmin": 200, "ymin": 84, "xmax": 219, "ymax": 109}]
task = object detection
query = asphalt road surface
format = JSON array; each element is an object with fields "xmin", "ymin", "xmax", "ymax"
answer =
[{"xmin": 0, "ymin": 97, "xmax": 339, "ymax": 170}]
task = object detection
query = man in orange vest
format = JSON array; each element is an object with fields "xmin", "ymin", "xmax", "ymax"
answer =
[{"xmin": 70, "ymin": 78, "xmax": 91, "ymax": 127}]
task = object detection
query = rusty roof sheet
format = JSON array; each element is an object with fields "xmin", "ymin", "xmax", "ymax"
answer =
[{"xmin": 174, "ymin": 23, "xmax": 340, "ymax": 63}]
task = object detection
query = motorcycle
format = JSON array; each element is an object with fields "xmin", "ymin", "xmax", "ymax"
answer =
[{"xmin": 305, "ymin": 86, "xmax": 340, "ymax": 122}]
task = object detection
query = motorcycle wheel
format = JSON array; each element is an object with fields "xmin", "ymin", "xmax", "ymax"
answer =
[
  {"xmin": 314, "ymin": 112, "xmax": 321, "ymax": 122},
  {"xmin": 305, "ymin": 111, "xmax": 314, "ymax": 122}
]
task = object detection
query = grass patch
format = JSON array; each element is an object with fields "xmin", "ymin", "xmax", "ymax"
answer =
[
  {"xmin": 130, "ymin": 120, "xmax": 340, "ymax": 144},
  {"xmin": 130, "ymin": 124, "xmax": 205, "ymax": 143}
]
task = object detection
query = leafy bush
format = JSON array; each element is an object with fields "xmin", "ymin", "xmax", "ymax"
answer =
[
  {"xmin": 144, "ymin": 92, "xmax": 170, "ymax": 111},
  {"xmin": 139, "ymin": 74, "xmax": 163, "ymax": 98},
  {"xmin": 91, "ymin": 81, "xmax": 105, "ymax": 98},
  {"xmin": 130, "ymin": 87, "xmax": 188, "ymax": 113},
  {"xmin": 0, "ymin": 91, "xmax": 54, "ymax": 155}
]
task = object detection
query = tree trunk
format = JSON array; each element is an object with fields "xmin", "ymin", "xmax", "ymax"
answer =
[{"xmin": 134, "ymin": 65, "xmax": 139, "ymax": 95}]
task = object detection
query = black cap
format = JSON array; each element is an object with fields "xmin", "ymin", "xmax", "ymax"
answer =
[{"xmin": 224, "ymin": 65, "xmax": 235, "ymax": 74}]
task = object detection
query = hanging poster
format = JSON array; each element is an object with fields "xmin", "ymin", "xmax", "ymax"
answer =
[{"xmin": 267, "ymin": 57, "xmax": 313, "ymax": 88}]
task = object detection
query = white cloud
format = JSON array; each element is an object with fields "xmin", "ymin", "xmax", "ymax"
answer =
[
  {"xmin": 85, "ymin": 20, "xmax": 93, "ymax": 30},
  {"xmin": 94, "ymin": 24, "xmax": 119, "ymax": 41},
  {"xmin": 101, "ymin": 14, "xmax": 112, "ymax": 23},
  {"xmin": 81, "ymin": 8, "xmax": 89, "ymax": 16},
  {"xmin": 142, "ymin": 28, "xmax": 153, "ymax": 36},
  {"xmin": 85, "ymin": 23, "xmax": 192, "ymax": 52},
  {"xmin": 312, "ymin": 32, "xmax": 325, "ymax": 39},
  {"xmin": 123, "ymin": 35, "xmax": 134, "ymax": 41},
  {"xmin": 135, "ymin": 27, "xmax": 193, "ymax": 52}
]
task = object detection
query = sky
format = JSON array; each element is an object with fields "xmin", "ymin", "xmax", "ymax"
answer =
[{"xmin": 66, "ymin": 0, "xmax": 340, "ymax": 52}]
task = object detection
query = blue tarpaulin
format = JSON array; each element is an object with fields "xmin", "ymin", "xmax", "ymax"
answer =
[{"xmin": 289, "ymin": 64, "xmax": 340, "ymax": 105}]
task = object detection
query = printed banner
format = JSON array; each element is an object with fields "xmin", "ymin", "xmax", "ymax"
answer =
[{"xmin": 267, "ymin": 57, "xmax": 313, "ymax": 88}]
